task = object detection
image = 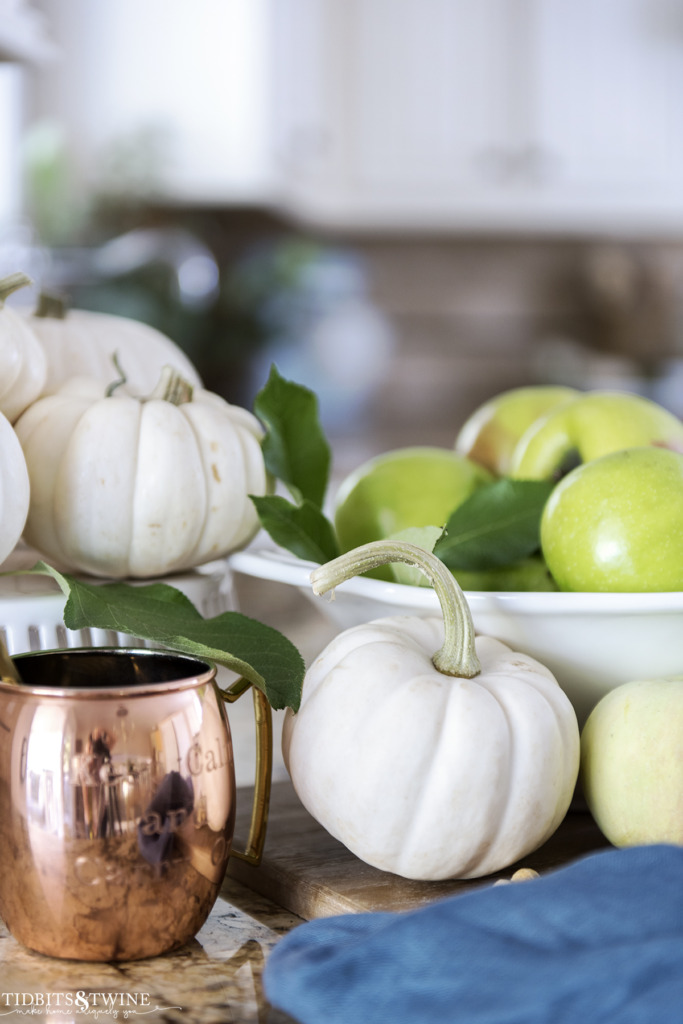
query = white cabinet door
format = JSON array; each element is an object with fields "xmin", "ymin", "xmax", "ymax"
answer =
[
  {"xmin": 349, "ymin": 0, "xmax": 515, "ymax": 190},
  {"xmin": 531, "ymin": 0, "xmax": 683, "ymax": 195},
  {"xmin": 273, "ymin": 0, "xmax": 526, "ymax": 222}
]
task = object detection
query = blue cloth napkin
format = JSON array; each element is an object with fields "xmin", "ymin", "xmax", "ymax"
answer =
[{"xmin": 263, "ymin": 844, "xmax": 683, "ymax": 1024}]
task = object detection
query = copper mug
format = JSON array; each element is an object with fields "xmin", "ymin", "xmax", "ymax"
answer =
[{"xmin": 0, "ymin": 647, "xmax": 272, "ymax": 961}]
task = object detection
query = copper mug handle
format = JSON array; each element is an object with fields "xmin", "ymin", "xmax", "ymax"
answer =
[{"xmin": 220, "ymin": 676, "xmax": 273, "ymax": 865}]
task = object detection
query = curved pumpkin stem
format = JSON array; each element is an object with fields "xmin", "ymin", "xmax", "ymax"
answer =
[
  {"xmin": 34, "ymin": 291, "xmax": 68, "ymax": 319},
  {"xmin": 145, "ymin": 365, "xmax": 194, "ymax": 405},
  {"xmin": 0, "ymin": 271, "xmax": 32, "ymax": 307},
  {"xmin": 107, "ymin": 364, "xmax": 195, "ymax": 404},
  {"xmin": 105, "ymin": 352, "xmax": 129, "ymax": 397},
  {"xmin": 310, "ymin": 539, "xmax": 482, "ymax": 679}
]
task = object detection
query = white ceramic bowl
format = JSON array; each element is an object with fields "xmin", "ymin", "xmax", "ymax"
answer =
[{"xmin": 230, "ymin": 546, "xmax": 683, "ymax": 727}]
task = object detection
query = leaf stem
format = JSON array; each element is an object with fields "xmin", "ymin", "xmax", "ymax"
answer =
[{"xmin": 310, "ymin": 539, "xmax": 482, "ymax": 678}]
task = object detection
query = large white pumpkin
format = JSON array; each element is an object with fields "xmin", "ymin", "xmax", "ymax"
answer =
[
  {"xmin": 21, "ymin": 302, "xmax": 202, "ymax": 397},
  {"xmin": 14, "ymin": 369, "xmax": 268, "ymax": 578}
]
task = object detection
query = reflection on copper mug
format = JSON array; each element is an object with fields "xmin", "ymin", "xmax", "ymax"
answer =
[{"xmin": 0, "ymin": 648, "xmax": 272, "ymax": 961}]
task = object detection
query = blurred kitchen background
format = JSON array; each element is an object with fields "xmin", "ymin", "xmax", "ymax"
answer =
[{"xmin": 3, "ymin": 0, "xmax": 683, "ymax": 476}]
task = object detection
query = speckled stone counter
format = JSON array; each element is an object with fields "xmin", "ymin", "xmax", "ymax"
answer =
[{"xmin": 0, "ymin": 875, "xmax": 301, "ymax": 1023}]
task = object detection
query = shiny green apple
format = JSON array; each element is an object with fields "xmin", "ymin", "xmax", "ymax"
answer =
[
  {"xmin": 540, "ymin": 446, "xmax": 683, "ymax": 592},
  {"xmin": 580, "ymin": 677, "xmax": 683, "ymax": 847},
  {"xmin": 511, "ymin": 391, "xmax": 683, "ymax": 481},
  {"xmin": 455, "ymin": 384, "xmax": 578, "ymax": 476},
  {"xmin": 333, "ymin": 447, "xmax": 492, "ymax": 579}
]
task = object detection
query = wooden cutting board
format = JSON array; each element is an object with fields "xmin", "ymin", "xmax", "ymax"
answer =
[{"xmin": 227, "ymin": 780, "xmax": 610, "ymax": 920}]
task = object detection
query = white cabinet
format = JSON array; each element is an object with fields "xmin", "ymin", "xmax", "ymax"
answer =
[
  {"xmin": 269, "ymin": 0, "xmax": 683, "ymax": 234},
  {"xmin": 17, "ymin": 0, "xmax": 683, "ymax": 232}
]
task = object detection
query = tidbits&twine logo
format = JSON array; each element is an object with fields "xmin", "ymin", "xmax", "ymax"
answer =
[{"xmin": 0, "ymin": 990, "xmax": 182, "ymax": 1018}]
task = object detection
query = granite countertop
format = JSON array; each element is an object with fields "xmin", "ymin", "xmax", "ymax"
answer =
[{"xmin": 0, "ymin": 874, "xmax": 302, "ymax": 1023}]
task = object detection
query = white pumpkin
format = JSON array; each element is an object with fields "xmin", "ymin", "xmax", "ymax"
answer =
[
  {"xmin": 283, "ymin": 540, "xmax": 580, "ymax": 881},
  {"xmin": 0, "ymin": 273, "xmax": 48, "ymax": 423},
  {"xmin": 14, "ymin": 368, "xmax": 268, "ymax": 579},
  {"xmin": 0, "ymin": 410, "xmax": 30, "ymax": 566},
  {"xmin": 21, "ymin": 298, "xmax": 202, "ymax": 397}
]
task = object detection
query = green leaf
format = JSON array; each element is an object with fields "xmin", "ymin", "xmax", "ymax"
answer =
[
  {"xmin": 433, "ymin": 478, "xmax": 555, "ymax": 571},
  {"xmin": 8, "ymin": 562, "xmax": 305, "ymax": 712},
  {"xmin": 386, "ymin": 526, "xmax": 443, "ymax": 587},
  {"xmin": 254, "ymin": 364, "xmax": 331, "ymax": 508},
  {"xmin": 251, "ymin": 494, "xmax": 340, "ymax": 564}
]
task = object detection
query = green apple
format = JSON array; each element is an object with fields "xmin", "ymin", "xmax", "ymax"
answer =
[
  {"xmin": 511, "ymin": 390, "xmax": 683, "ymax": 481},
  {"xmin": 388, "ymin": 527, "xmax": 557, "ymax": 591},
  {"xmin": 580, "ymin": 677, "xmax": 683, "ymax": 846},
  {"xmin": 449, "ymin": 555, "xmax": 558, "ymax": 593},
  {"xmin": 455, "ymin": 385, "xmax": 578, "ymax": 476},
  {"xmin": 333, "ymin": 447, "xmax": 492, "ymax": 579},
  {"xmin": 386, "ymin": 526, "xmax": 444, "ymax": 586},
  {"xmin": 540, "ymin": 446, "xmax": 683, "ymax": 592}
]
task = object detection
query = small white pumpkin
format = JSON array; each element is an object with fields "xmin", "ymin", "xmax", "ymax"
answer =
[
  {"xmin": 14, "ymin": 367, "xmax": 268, "ymax": 579},
  {"xmin": 283, "ymin": 540, "xmax": 580, "ymax": 881},
  {"xmin": 0, "ymin": 409, "xmax": 30, "ymax": 566},
  {"xmin": 0, "ymin": 272, "xmax": 48, "ymax": 423},
  {"xmin": 21, "ymin": 296, "xmax": 202, "ymax": 397}
]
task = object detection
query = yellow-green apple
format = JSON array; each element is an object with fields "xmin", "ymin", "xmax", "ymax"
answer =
[
  {"xmin": 540, "ymin": 446, "xmax": 683, "ymax": 592},
  {"xmin": 388, "ymin": 526, "xmax": 557, "ymax": 591},
  {"xmin": 511, "ymin": 390, "xmax": 683, "ymax": 481},
  {"xmin": 455, "ymin": 385, "xmax": 578, "ymax": 475},
  {"xmin": 333, "ymin": 447, "xmax": 492, "ymax": 579},
  {"xmin": 580, "ymin": 677, "xmax": 683, "ymax": 846}
]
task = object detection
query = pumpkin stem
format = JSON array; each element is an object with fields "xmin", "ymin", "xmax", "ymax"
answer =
[
  {"xmin": 105, "ymin": 352, "xmax": 129, "ymax": 397},
  {"xmin": 34, "ymin": 291, "xmax": 68, "ymax": 319},
  {"xmin": 145, "ymin": 365, "xmax": 194, "ymax": 405},
  {"xmin": 310, "ymin": 539, "xmax": 482, "ymax": 678},
  {"xmin": 0, "ymin": 271, "xmax": 32, "ymax": 307}
]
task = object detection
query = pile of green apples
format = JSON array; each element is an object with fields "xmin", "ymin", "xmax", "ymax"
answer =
[{"xmin": 334, "ymin": 385, "xmax": 683, "ymax": 593}]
